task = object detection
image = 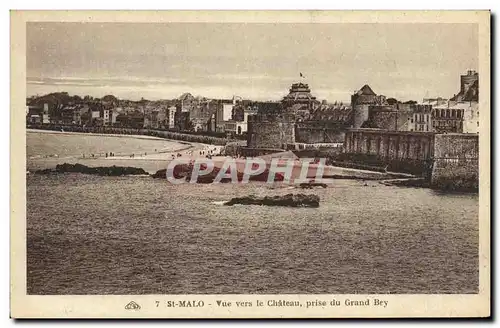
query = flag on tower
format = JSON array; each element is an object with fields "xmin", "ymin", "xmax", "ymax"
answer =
[{"xmin": 300, "ymin": 72, "xmax": 304, "ymax": 78}]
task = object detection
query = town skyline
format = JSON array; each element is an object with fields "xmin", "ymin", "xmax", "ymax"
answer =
[{"xmin": 27, "ymin": 22, "xmax": 478, "ymax": 102}]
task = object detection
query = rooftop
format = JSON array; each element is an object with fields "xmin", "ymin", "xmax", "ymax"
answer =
[
  {"xmin": 356, "ymin": 84, "xmax": 376, "ymax": 96},
  {"xmin": 283, "ymin": 82, "xmax": 317, "ymax": 103}
]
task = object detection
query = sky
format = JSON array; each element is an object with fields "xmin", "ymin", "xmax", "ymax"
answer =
[{"xmin": 26, "ymin": 22, "xmax": 478, "ymax": 102}]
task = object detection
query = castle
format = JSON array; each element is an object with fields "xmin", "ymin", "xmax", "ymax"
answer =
[{"xmin": 246, "ymin": 81, "xmax": 352, "ymax": 150}]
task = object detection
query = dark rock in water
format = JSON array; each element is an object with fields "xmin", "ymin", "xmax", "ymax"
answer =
[
  {"xmin": 33, "ymin": 168, "xmax": 56, "ymax": 175},
  {"xmin": 224, "ymin": 193, "xmax": 320, "ymax": 208},
  {"xmin": 150, "ymin": 165, "xmax": 192, "ymax": 179},
  {"xmin": 151, "ymin": 168, "xmax": 167, "ymax": 179},
  {"xmin": 151, "ymin": 164, "xmax": 285, "ymax": 183},
  {"xmin": 150, "ymin": 165, "xmax": 239, "ymax": 182},
  {"xmin": 34, "ymin": 163, "xmax": 147, "ymax": 176},
  {"xmin": 299, "ymin": 182, "xmax": 327, "ymax": 189},
  {"xmin": 191, "ymin": 166, "xmax": 244, "ymax": 184}
]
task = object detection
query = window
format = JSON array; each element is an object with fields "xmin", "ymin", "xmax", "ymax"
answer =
[{"xmin": 411, "ymin": 118, "xmax": 414, "ymax": 123}]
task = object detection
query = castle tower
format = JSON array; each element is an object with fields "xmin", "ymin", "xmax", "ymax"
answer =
[
  {"xmin": 351, "ymin": 84, "xmax": 379, "ymax": 128},
  {"xmin": 282, "ymin": 82, "xmax": 318, "ymax": 113}
]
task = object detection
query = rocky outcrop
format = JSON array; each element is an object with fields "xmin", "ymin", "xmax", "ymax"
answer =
[
  {"xmin": 151, "ymin": 164, "xmax": 284, "ymax": 183},
  {"xmin": 34, "ymin": 163, "xmax": 148, "ymax": 176},
  {"xmin": 150, "ymin": 168, "xmax": 168, "ymax": 179},
  {"xmin": 299, "ymin": 181, "xmax": 327, "ymax": 189},
  {"xmin": 150, "ymin": 165, "xmax": 241, "ymax": 183},
  {"xmin": 224, "ymin": 193, "xmax": 320, "ymax": 208}
]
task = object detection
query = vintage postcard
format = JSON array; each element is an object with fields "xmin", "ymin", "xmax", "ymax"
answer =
[{"xmin": 11, "ymin": 10, "xmax": 490, "ymax": 318}]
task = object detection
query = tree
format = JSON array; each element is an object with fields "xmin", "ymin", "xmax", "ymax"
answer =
[
  {"xmin": 185, "ymin": 120, "xmax": 194, "ymax": 131},
  {"xmin": 102, "ymin": 95, "xmax": 118, "ymax": 102}
]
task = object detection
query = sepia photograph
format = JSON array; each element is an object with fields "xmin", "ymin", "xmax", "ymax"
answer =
[{"xmin": 10, "ymin": 10, "xmax": 490, "ymax": 318}]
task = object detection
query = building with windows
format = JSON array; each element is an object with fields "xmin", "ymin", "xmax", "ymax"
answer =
[
  {"xmin": 215, "ymin": 99, "xmax": 235, "ymax": 132},
  {"xmin": 462, "ymin": 101, "xmax": 480, "ymax": 134},
  {"xmin": 102, "ymin": 108, "xmax": 110, "ymax": 126},
  {"xmin": 224, "ymin": 120, "xmax": 247, "ymax": 136},
  {"xmin": 408, "ymin": 104, "xmax": 433, "ymax": 132},
  {"xmin": 451, "ymin": 70, "xmax": 479, "ymax": 102},
  {"xmin": 431, "ymin": 102, "xmax": 464, "ymax": 133},
  {"xmin": 449, "ymin": 70, "xmax": 479, "ymax": 134},
  {"xmin": 168, "ymin": 106, "xmax": 176, "ymax": 129}
]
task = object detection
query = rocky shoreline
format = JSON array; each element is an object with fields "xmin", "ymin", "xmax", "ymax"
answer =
[
  {"xmin": 33, "ymin": 163, "xmax": 148, "ymax": 176},
  {"xmin": 150, "ymin": 164, "xmax": 285, "ymax": 183},
  {"xmin": 30, "ymin": 162, "xmax": 478, "ymax": 193}
]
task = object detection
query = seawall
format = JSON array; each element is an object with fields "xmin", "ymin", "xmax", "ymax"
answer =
[
  {"xmin": 343, "ymin": 129, "xmax": 434, "ymax": 176},
  {"xmin": 343, "ymin": 129, "xmax": 479, "ymax": 191},
  {"xmin": 431, "ymin": 134, "xmax": 479, "ymax": 191}
]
